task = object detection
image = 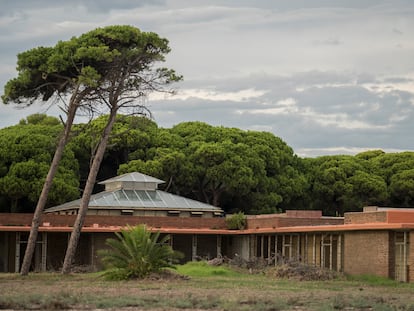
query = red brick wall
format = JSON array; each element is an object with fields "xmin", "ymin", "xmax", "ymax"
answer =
[
  {"xmin": 0, "ymin": 213, "xmax": 227, "ymax": 229},
  {"xmin": 344, "ymin": 212, "xmax": 387, "ymax": 224},
  {"xmin": 285, "ymin": 210, "xmax": 322, "ymax": 218},
  {"xmin": 387, "ymin": 211, "xmax": 414, "ymax": 224},
  {"xmin": 343, "ymin": 231, "xmax": 390, "ymax": 278},
  {"xmin": 246, "ymin": 215, "xmax": 281, "ymax": 229},
  {"xmin": 277, "ymin": 217, "xmax": 343, "ymax": 227},
  {"xmin": 246, "ymin": 214, "xmax": 343, "ymax": 230}
]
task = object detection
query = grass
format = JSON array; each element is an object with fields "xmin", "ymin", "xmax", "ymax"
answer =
[
  {"xmin": 1, "ymin": 262, "xmax": 414, "ymax": 310},
  {"xmin": 175, "ymin": 260, "xmax": 242, "ymax": 277}
]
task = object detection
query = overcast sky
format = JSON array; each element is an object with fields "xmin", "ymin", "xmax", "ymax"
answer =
[{"xmin": 1, "ymin": 0, "xmax": 413, "ymax": 157}]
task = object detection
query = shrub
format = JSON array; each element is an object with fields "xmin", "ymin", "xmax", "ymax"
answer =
[
  {"xmin": 266, "ymin": 260, "xmax": 341, "ymax": 281},
  {"xmin": 225, "ymin": 212, "xmax": 246, "ymax": 230},
  {"xmin": 98, "ymin": 225, "xmax": 182, "ymax": 280}
]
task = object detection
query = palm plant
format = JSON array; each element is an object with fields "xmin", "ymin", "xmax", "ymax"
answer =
[{"xmin": 98, "ymin": 225, "xmax": 182, "ymax": 280}]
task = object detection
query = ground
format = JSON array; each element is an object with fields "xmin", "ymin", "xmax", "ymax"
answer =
[{"xmin": 0, "ymin": 265, "xmax": 413, "ymax": 310}]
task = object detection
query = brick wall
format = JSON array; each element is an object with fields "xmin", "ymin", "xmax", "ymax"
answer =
[
  {"xmin": 277, "ymin": 217, "xmax": 343, "ymax": 227},
  {"xmin": 387, "ymin": 211, "xmax": 414, "ymax": 224},
  {"xmin": 246, "ymin": 214, "xmax": 343, "ymax": 230},
  {"xmin": 285, "ymin": 210, "xmax": 322, "ymax": 218},
  {"xmin": 344, "ymin": 212, "xmax": 387, "ymax": 224},
  {"xmin": 343, "ymin": 231, "xmax": 390, "ymax": 278},
  {"xmin": 0, "ymin": 213, "xmax": 227, "ymax": 230}
]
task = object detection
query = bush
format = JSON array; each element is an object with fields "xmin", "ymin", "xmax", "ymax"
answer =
[
  {"xmin": 225, "ymin": 212, "xmax": 246, "ymax": 230},
  {"xmin": 266, "ymin": 260, "xmax": 341, "ymax": 281},
  {"xmin": 98, "ymin": 225, "xmax": 182, "ymax": 280}
]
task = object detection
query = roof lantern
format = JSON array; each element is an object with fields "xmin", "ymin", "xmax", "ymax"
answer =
[{"xmin": 99, "ymin": 172, "xmax": 165, "ymax": 191}]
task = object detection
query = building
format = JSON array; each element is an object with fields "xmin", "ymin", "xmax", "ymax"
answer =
[
  {"xmin": 45, "ymin": 172, "xmax": 224, "ymax": 218},
  {"xmin": 0, "ymin": 172, "xmax": 413, "ymax": 282}
]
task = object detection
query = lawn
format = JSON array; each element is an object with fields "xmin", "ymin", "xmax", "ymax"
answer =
[{"xmin": 1, "ymin": 262, "xmax": 413, "ymax": 310}]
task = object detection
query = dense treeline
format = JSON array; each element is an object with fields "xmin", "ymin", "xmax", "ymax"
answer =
[{"xmin": 0, "ymin": 114, "xmax": 413, "ymax": 216}]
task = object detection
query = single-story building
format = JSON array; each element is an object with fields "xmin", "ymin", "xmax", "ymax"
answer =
[{"xmin": 0, "ymin": 172, "xmax": 412, "ymax": 282}]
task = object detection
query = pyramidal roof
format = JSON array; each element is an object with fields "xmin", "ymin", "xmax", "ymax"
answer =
[
  {"xmin": 99, "ymin": 172, "xmax": 165, "ymax": 185},
  {"xmin": 45, "ymin": 172, "xmax": 223, "ymax": 213}
]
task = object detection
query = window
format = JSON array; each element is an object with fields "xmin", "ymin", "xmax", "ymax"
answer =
[{"xmin": 121, "ymin": 209, "xmax": 134, "ymax": 216}]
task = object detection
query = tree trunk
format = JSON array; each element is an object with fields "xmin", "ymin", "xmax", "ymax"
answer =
[
  {"xmin": 20, "ymin": 96, "xmax": 79, "ymax": 276},
  {"xmin": 61, "ymin": 106, "xmax": 118, "ymax": 274}
]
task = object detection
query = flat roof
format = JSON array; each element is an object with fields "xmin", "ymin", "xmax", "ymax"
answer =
[{"xmin": 2, "ymin": 222, "xmax": 414, "ymax": 235}]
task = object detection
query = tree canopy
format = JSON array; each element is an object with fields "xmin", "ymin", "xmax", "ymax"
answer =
[
  {"xmin": 0, "ymin": 115, "xmax": 79, "ymax": 212},
  {"xmin": 1, "ymin": 114, "xmax": 414, "ymax": 216}
]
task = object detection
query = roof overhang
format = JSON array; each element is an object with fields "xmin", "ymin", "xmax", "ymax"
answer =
[{"xmin": 2, "ymin": 222, "xmax": 414, "ymax": 235}]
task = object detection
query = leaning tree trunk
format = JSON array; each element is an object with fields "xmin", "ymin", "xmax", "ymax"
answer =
[
  {"xmin": 20, "ymin": 92, "xmax": 80, "ymax": 276},
  {"xmin": 61, "ymin": 106, "xmax": 118, "ymax": 274}
]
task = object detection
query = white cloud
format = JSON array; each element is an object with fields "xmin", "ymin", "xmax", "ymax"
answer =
[
  {"xmin": 151, "ymin": 88, "xmax": 266, "ymax": 102},
  {"xmin": 295, "ymin": 146, "xmax": 414, "ymax": 158}
]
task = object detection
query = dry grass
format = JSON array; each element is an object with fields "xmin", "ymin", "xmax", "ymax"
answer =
[{"xmin": 0, "ymin": 266, "xmax": 414, "ymax": 310}]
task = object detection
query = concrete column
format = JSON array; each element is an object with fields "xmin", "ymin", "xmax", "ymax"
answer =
[
  {"xmin": 216, "ymin": 235, "xmax": 222, "ymax": 258},
  {"xmin": 304, "ymin": 234, "xmax": 308, "ymax": 264},
  {"xmin": 403, "ymin": 231, "xmax": 408, "ymax": 282},
  {"xmin": 337, "ymin": 234, "xmax": 342, "ymax": 272},
  {"xmin": 274, "ymin": 235, "xmax": 278, "ymax": 265},
  {"xmin": 15, "ymin": 232, "xmax": 20, "ymax": 273},
  {"xmin": 260, "ymin": 235, "xmax": 264, "ymax": 258},
  {"xmin": 250, "ymin": 235, "xmax": 255, "ymax": 259},
  {"xmin": 192, "ymin": 235, "xmax": 197, "ymax": 261},
  {"xmin": 41, "ymin": 232, "xmax": 47, "ymax": 272},
  {"xmin": 312, "ymin": 234, "xmax": 316, "ymax": 266},
  {"xmin": 296, "ymin": 235, "xmax": 300, "ymax": 260},
  {"xmin": 267, "ymin": 235, "xmax": 272, "ymax": 262}
]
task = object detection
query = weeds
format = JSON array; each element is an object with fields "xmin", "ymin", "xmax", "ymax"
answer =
[
  {"xmin": 0, "ymin": 291, "xmax": 77, "ymax": 310},
  {"xmin": 1, "ymin": 267, "xmax": 414, "ymax": 310}
]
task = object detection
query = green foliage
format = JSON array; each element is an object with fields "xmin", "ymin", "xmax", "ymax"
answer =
[
  {"xmin": 390, "ymin": 169, "xmax": 414, "ymax": 206},
  {"xmin": 226, "ymin": 212, "xmax": 247, "ymax": 230},
  {"xmin": 3, "ymin": 110, "xmax": 414, "ymax": 215},
  {"xmin": 98, "ymin": 225, "xmax": 182, "ymax": 280},
  {"xmin": 0, "ymin": 118, "xmax": 79, "ymax": 212},
  {"xmin": 19, "ymin": 114, "xmax": 61, "ymax": 126},
  {"xmin": 120, "ymin": 121, "xmax": 303, "ymax": 214}
]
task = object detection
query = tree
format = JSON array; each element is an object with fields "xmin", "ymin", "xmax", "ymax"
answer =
[
  {"xmin": 2, "ymin": 27, "xmax": 126, "ymax": 275},
  {"xmin": 309, "ymin": 156, "xmax": 363, "ymax": 215},
  {"xmin": 0, "ymin": 118, "xmax": 79, "ymax": 213},
  {"xmin": 119, "ymin": 122, "xmax": 304, "ymax": 214},
  {"xmin": 61, "ymin": 25, "xmax": 182, "ymax": 274},
  {"xmin": 69, "ymin": 114, "xmax": 159, "ymax": 188},
  {"xmin": 98, "ymin": 225, "xmax": 181, "ymax": 279},
  {"xmin": 390, "ymin": 169, "xmax": 414, "ymax": 207}
]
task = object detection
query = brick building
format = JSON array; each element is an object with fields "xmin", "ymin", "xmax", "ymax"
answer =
[{"xmin": 0, "ymin": 172, "xmax": 412, "ymax": 282}]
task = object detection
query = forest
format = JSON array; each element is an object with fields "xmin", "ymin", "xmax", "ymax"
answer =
[{"xmin": 0, "ymin": 113, "xmax": 413, "ymax": 216}]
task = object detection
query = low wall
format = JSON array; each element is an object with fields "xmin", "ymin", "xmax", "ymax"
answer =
[{"xmin": 0, "ymin": 213, "xmax": 228, "ymax": 230}]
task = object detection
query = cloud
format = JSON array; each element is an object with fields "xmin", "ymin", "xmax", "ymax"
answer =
[
  {"xmin": 151, "ymin": 88, "xmax": 266, "ymax": 102},
  {"xmin": 1, "ymin": 1, "xmax": 414, "ymax": 157},
  {"xmin": 148, "ymin": 70, "xmax": 414, "ymax": 156}
]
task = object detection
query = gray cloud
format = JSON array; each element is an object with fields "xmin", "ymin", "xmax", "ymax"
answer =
[
  {"xmin": 149, "ymin": 71, "xmax": 414, "ymax": 156},
  {"xmin": 1, "ymin": 1, "xmax": 414, "ymax": 157}
]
